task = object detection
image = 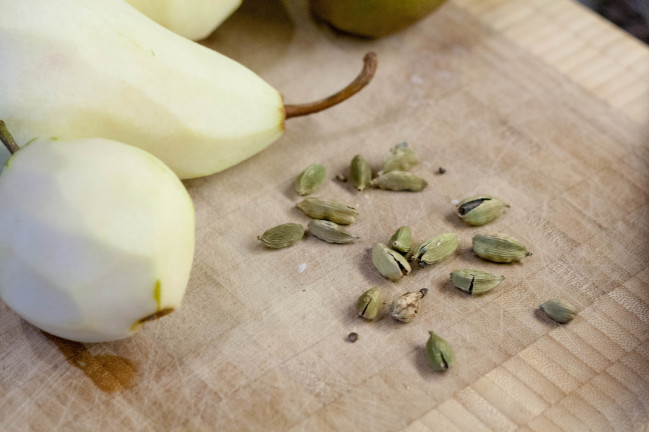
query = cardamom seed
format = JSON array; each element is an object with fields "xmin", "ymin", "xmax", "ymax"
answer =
[
  {"xmin": 391, "ymin": 291, "xmax": 424, "ymax": 323},
  {"xmin": 372, "ymin": 242, "xmax": 411, "ymax": 281},
  {"xmin": 411, "ymin": 233, "xmax": 458, "ymax": 267},
  {"xmin": 457, "ymin": 195, "xmax": 509, "ymax": 226},
  {"xmin": 380, "ymin": 142, "xmax": 418, "ymax": 174},
  {"xmin": 297, "ymin": 197, "xmax": 357, "ymax": 225},
  {"xmin": 389, "ymin": 226, "xmax": 412, "ymax": 254},
  {"xmin": 308, "ymin": 219, "xmax": 359, "ymax": 244},
  {"xmin": 356, "ymin": 287, "xmax": 382, "ymax": 320},
  {"xmin": 426, "ymin": 331, "xmax": 455, "ymax": 372},
  {"xmin": 370, "ymin": 171, "xmax": 427, "ymax": 192},
  {"xmin": 258, "ymin": 223, "xmax": 305, "ymax": 249},
  {"xmin": 472, "ymin": 233, "xmax": 532, "ymax": 263},
  {"xmin": 540, "ymin": 299, "xmax": 576, "ymax": 323},
  {"xmin": 350, "ymin": 154, "xmax": 372, "ymax": 191},
  {"xmin": 450, "ymin": 269, "xmax": 505, "ymax": 295},
  {"xmin": 295, "ymin": 163, "xmax": 326, "ymax": 195}
]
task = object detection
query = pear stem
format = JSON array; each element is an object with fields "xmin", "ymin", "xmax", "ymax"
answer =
[
  {"xmin": 0, "ymin": 121, "xmax": 20, "ymax": 154},
  {"xmin": 284, "ymin": 52, "xmax": 378, "ymax": 119}
]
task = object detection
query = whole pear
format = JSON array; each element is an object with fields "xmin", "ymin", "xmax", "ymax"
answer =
[
  {"xmin": 0, "ymin": 129, "xmax": 195, "ymax": 343},
  {"xmin": 310, "ymin": 0, "xmax": 448, "ymax": 38},
  {"xmin": 124, "ymin": 0, "xmax": 242, "ymax": 41}
]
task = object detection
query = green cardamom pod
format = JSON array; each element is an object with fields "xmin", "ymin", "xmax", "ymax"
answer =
[
  {"xmin": 350, "ymin": 154, "xmax": 372, "ymax": 191},
  {"xmin": 450, "ymin": 269, "xmax": 505, "ymax": 295},
  {"xmin": 297, "ymin": 197, "xmax": 357, "ymax": 225},
  {"xmin": 295, "ymin": 163, "xmax": 326, "ymax": 195},
  {"xmin": 370, "ymin": 171, "xmax": 427, "ymax": 192},
  {"xmin": 356, "ymin": 287, "xmax": 382, "ymax": 320},
  {"xmin": 372, "ymin": 242, "xmax": 411, "ymax": 281},
  {"xmin": 391, "ymin": 291, "xmax": 425, "ymax": 323},
  {"xmin": 308, "ymin": 219, "xmax": 359, "ymax": 244},
  {"xmin": 426, "ymin": 331, "xmax": 455, "ymax": 372},
  {"xmin": 258, "ymin": 223, "xmax": 305, "ymax": 249},
  {"xmin": 457, "ymin": 195, "xmax": 509, "ymax": 226},
  {"xmin": 380, "ymin": 142, "xmax": 418, "ymax": 174},
  {"xmin": 389, "ymin": 226, "xmax": 412, "ymax": 254},
  {"xmin": 411, "ymin": 233, "xmax": 458, "ymax": 267},
  {"xmin": 472, "ymin": 233, "xmax": 532, "ymax": 263},
  {"xmin": 540, "ymin": 299, "xmax": 576, "ymax": 323}
]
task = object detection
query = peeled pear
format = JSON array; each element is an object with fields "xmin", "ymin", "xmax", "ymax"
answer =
[
  {"xmin": 0, "ymin": 0, "xmax": 377, "ymax": 180},
  {"xmin": 123, "ymin": 0, "xmax": 242, "ymax": 41},
  {"xmin": 0, "ymin": 125, "xmax": 195, "ymax": 343},
  {"xmin": 310, "ymin": 0, "xmax": 448, "ymax": 38}
]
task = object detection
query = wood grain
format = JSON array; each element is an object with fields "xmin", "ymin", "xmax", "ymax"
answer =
[{"xmin": 1, "ymin": 0, "xmax": 647, "ymax": 430}]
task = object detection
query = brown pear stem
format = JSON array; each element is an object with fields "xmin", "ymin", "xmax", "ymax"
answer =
[
  {"xmin": 0, "ymin": 121, "xmax": 20, "ymax": 154},
  {"xmin": 284, "ymin": 52, "xmax": 378, "ymax": 119}
]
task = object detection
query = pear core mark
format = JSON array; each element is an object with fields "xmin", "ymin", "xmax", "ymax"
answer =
[{"xmin": 0, "ymin": 121, "xmax": 20, "ymax": 154}]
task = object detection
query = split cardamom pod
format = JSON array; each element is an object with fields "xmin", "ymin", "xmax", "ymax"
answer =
[
  {"xmin": 356, "ymin": 287, "xmax": 382, "ymax": 320},
  {"xmin": 411, "ymin": 233, "xmax": 458, "ymax": 267},
  {"xmin": 297, "ymin": 197, "xmax": 357, "ymax": 225},
  {"xmin": 308, "ymin": 220, "xmax": 359, "ymax": 244},
  {"xmin": 426, "ymin": 331, "xmax": 455, "ymax": 372},
  {"xmin": 391, "ymin": 290, "xmax": 426, "ymax": 323},
  {"xmin": 457, "ymin": 195, "xmax": 509, "ymax": 226},
  {"xmin": 372, "ymin": 242, "xmax": 411, "ymax": 281},
  {"xmin": 450, "ymin": 269, "xmax": 504, "ymax": 295},
  {"xmin": 295, "ymin": 163, "xmax": 326, "ymax": 195},
  {"xmin": 258, "ymin": 223, "xmax": 305, "ymax": 249},
  {"xmin": 350, "ymin": 154, "xmax": 372, "ymax": 191},
  {"xmin": 472, "ymin": 233, "xmax": 532, "ymax": 263},
  {"xmin": 540, "ymin": 299, "xmax": 576, "ymax": 323},
  {"xmin": 380, "ymin": 142, "xmax": 418, "ymax": 174},
  {"xmin": 370, "ymin": 171, "xmax": 427, "ymax": 192},
  {"xmin": 389, "ymin": 226, "xmax": 412, "ymax": 254}
]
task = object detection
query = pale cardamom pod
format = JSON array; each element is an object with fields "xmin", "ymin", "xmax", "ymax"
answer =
[
  {"xmin": 308, "ymin": 219, "xmax": 359, "ymax": 244},
  {"xmin": 411, "ymin": 233, "xmax": 458, "ymax": 267},
  {"xmin": 389, "ymin": 226, "xmax": 412, "ymax": 254},
  {"xmin": 540, "ymin": 299, "xmax": 576, "ymax": 323},
  {"xmin": 457, "ymin": 195, "xmax": 509, "ymax": 226},
  {"xmin": 450, "ymin": 269, "xmax": 504, "ymax": 295},
  {"xmin": 426, "ymin": 331, "xmax": 455, "ymax": 372},
  {"xmin": 472, "ymin": 233, "xmax": 531, "ymax": 263},
  {"xmin": 295, "ymin": 163, "xmax": 326, "ymax": 195},
  {"xmin": 370, "ymin": 171, "xmax": 427, "ymax": 192},
  {"xmin": 391, "ymin": 291, "xmax": 425, "ymax": 323},
  {"xmin": 258, "ymin": 223, "xmax": 305, "ymax": 249},
  {"xmin": 372, "ymin": 242, "xmax": 411, "ymax": 281},
  {"xmin": 380, "ymin": 142, "xmax": 418, "ymax": 174},
  {"xmin": 356, "ymin": 287, "xmax": 382, "ymax": 320},
  {"xmin": 297, "ymin": 197, "xmax": 357, "ymax": 225},
  {"xmin": 350, "ymin": 154, "xmax": 372, "ymax": 191}
]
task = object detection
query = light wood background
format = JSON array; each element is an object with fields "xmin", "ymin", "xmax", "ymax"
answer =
[{"xmin": 1, "ymin": 0, "xmax": 648, "ymax": 430}]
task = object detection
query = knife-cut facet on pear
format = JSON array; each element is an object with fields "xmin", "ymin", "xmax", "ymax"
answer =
[{"xmin": 0, "ymin": 0, "xmax": 377, "ymax": 179}]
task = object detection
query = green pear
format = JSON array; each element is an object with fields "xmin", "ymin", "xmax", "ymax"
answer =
[
  {"xmin": 124, "ymin": 0, "xmax": 242, "ymax": 41},
  {"xmin": 0, "ymin": 124, "xmax": 195, "ymax": 343},
  {"xmin": 0, "ymin": 0, "xmax": 377, "ymax": 180},
  {"xmin": 310, "ymin": 0, "xmax": 448, "ymax": 38}
]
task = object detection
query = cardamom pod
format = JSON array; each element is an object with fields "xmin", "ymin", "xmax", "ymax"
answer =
[
  {"xmin": 411, "ymin": 233, "xmax": 458, "ymax": 267},
  {"xmin": 308, "ymin": 219, "xmax": 359, "ymax": 244},
  {"xmin": 356, "ymin": 287, "xmax": 382, "ymax": 320},
  {"xmin": 380, "ymin": 142, "xmax": 418, "ymax": 174},
  {"xmin": 457, "ymin": 195, "xmax": 509, "ymax": 226},
  {"xmin": 540, "ymin": 299, "xmax": 576, "ymax": 323},
  {"xmin": 426, "ymin": 331, "xmax": 455, "ymax": 372},
  {"xmin": 297, "ymin": 197, "xmax": 357, "ymax": 225},
  {"xmin": 389, "ymin": 226, "xmax": 412, "ymax": 254},
  {"xmin": 350, "ymin": 154, "xmax": 372, "ymax": 191},
  {"xmin": 370, "ymin": 171, "xmax": 427, "ymax": 192},
  {"xmin": 391, "ymin": 291, "xmax": 425, "ymax": 323},
  {"xmin": 295, "ymin": 163, "xmax": 326, "ymax": 195},
  {"xmin": 372, "ymin": 242, "xmax": 411, "ymax": 281},
  {"xmin": 258, "ymin": 223, "xmax": 305, "ymax": 249},
  {"xmin": 450, "ymin": 269, "xmax": 505, "ymax": 295},
  {"xmin": 472, "ymin": 233, "xmax": 532, "ymax": 263}
]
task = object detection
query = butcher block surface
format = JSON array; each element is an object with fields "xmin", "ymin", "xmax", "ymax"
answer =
[{"xmin": 1, "ymin": 0, "xmax": 648, "ymax": 430}]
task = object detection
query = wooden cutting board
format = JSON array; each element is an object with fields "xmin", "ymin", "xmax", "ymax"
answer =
[{"xmin": 1, "ymin": 0, "xmax": 648, "ymax": 430}]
